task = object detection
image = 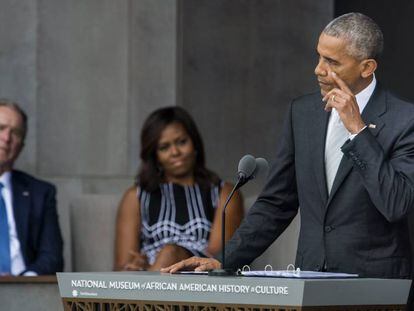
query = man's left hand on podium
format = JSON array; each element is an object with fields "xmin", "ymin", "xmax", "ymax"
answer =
[{"xmin": 161, "ymin": 257, "xmax": 220, "ymax": 273}]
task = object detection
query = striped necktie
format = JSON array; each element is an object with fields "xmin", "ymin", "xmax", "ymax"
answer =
[
  {"xmin": 325, "ymin": 109, "xmax": 349, "ymax": 194},
  {"xmin": 0, "ymin": 182, "xmax": 11, "ymax": 274}
]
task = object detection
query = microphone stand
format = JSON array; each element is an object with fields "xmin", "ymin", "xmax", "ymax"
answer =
[{"xmin": 208, "ymin": 177, "xmax": 243, "ymax": 276}]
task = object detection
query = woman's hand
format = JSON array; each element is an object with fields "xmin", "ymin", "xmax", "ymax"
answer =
[{"xmin": 123, "ymin": 250, "xmax": 149, "ymax": 271}]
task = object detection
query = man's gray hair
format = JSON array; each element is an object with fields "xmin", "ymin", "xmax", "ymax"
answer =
[
  {"xmin": 0, "ymin": 99, "xmax": 28, "ymax": 140},
  {"xmin": 323, "ymin": 12, "xmax": 384, "ymax": 60}
]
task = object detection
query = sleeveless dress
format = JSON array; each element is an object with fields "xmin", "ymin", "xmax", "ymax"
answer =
[{"xmin": 138, "ymin": 182, "xmax": 223, "ymax": 264}]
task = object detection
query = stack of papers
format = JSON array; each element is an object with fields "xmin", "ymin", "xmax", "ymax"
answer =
[{"xmin": 241, "ymin": 270, "xmax": 358, "ymax": 278}]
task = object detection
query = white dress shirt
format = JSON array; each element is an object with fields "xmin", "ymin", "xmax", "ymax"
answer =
[
  {"xmin": 354, "ymin": 75, "xmax": 377, "ymax": 116},
  {"xmin": 324, "ymin": 76, "xmax": 377, "ymax": 192},
  {"xmin": 0, "ymin": 171, "xmax": 27, "ymax": 275}
]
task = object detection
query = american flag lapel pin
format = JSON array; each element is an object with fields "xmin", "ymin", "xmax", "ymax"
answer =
[{"xmin": 368, "ymin": 124, "xmax": 376, "ymax": 129}]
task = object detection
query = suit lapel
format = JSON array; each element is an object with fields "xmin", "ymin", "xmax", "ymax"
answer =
[
  {"xmin": 326, "ymin": 153, "xmax": 353, "ymax": 205},
  {"xmin": 327, "ymin": 84, "xmax": 387, "ymax": 205},
  {"xmin": 310, "ymin": 97, "xmax": 330, "ymax": 204},
  {"xmin": 11, "ymin": 171, "xmax": 30, "ymax": 259}
]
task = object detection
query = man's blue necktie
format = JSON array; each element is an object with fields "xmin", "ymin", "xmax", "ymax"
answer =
[{"xmin": 0, "ymin": 183, "xmax": 11, "ymax": 274}]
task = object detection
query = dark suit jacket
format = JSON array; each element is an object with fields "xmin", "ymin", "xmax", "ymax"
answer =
[
  {"xmin": 225, "ymin": 84, "xmax": 414, "ymax": 279},
  {"xmin": 11, "ymin": 170, "xmax": 63, "ymax": 274}
]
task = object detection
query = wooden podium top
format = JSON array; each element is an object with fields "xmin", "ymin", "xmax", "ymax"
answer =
[{"xmin": 0, "ymin": 275, "xmax": 57, "ymax": 283}]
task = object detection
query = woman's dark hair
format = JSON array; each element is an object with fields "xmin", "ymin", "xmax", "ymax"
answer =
[{"xmin": 137, "ymin": 106, "xmax": 219, "ymax": 191}]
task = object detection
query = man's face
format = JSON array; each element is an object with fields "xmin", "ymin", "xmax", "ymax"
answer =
[
  {"xmin": 315, "ymin": 33, "xmax": 365, "ymax": 96},
  {"xmin": 0, "ymin": 106, "xmax": 25, "ymax": 170}
]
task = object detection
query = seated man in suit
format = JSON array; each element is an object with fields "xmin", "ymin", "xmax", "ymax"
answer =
[
  {"xmin": 162, "ymin": 12, "xmax": 414, "ymax": 298},
  {"xmin": 0, "ymin": 99, "xmax": 63, "ymax": 275}
]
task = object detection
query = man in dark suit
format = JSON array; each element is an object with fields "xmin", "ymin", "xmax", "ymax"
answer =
[
  {"xmin": 162, "ymin": 12, "xmax": 413, "ymax": 301},
  {"xmin": 0, "ymin": 100, "xmax": 63, "ymax": 275}
]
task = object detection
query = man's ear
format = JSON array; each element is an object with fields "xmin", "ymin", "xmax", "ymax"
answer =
[{"xmin": 360, "ymin": 59, "xmax": 377, "ymax": 78}]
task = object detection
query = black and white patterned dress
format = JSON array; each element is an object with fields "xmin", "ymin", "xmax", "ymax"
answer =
[{"xmin": 138, "ymin": 182, "xmax": 223, "ymax": 264}]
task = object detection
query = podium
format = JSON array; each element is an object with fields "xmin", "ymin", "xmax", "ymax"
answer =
[{"xmin": 57, "ymin": 271, "xmax": 410, "ymax": 311}]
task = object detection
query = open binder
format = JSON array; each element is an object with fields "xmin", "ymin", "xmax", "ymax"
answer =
[{"xmin": 238, "ymin": 264, "xmax": 358, "ymax": 279}]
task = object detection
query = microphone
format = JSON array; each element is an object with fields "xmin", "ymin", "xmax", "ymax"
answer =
[
  {"xmin": 209, "ymin": 155, "xmax": 269, "ymax": 276},
  {"xmin": 236, "ymin": 156, "xmax": 269, "ymax": 189},
  {"xmin": 252, "ymin": 157, "xmax": 269, "ymax": 180},
  {"xmin": 236, "ymin": 154, "xmax": 257, "ymax": 187}
]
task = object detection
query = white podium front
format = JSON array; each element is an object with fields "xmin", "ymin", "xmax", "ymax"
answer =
[{"xmin": 57, "ymin": 271, "xmax": 410, "ymax": 310}]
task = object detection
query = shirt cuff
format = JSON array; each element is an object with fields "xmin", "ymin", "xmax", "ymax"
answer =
[
  {"xmin": 348, "ymin": 125, "xmax": 367, "ymax": 141},
  {"xmin": 22, "ymin": 271, "xmax": 38, "ymax": 276}
]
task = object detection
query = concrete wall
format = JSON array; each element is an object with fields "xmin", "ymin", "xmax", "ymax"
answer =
[
  {"xmin": 0, "ymin": 1, "xmax": 37, "ymax": 172},
  {"xmin": 1, "ymin": 0, "xmax": 178, "ymax": 271},
  {"xmin": 0, "ymin": 0, "xmax": 333, "ymax": 271},
  {"xmin": 179, "ymin": 0, "xmax": 333, "ymax": 194}
]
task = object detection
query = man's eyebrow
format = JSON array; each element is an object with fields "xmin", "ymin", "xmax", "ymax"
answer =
[
  {"xmin": 316, "ymin": 51, "xmax": 339, "ymax": 63},
  {"xmin": 323, "ymin": 55, "xmax": 339, "ymax": 64}
]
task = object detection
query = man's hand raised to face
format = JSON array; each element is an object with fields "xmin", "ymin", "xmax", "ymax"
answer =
[{"xmin": 323, "ymin": 72, "xmax": 366, "ymax": 134}]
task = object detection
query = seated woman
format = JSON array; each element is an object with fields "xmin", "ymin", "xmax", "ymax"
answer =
[{"xmin": 114, "ymin": 106, "xmax": 244, "ymax": 271}]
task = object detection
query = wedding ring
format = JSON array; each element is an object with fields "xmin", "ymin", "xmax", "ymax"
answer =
[{"xmin": 332, "ymin": 95, "xmax": 336, "ymax": 102}]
